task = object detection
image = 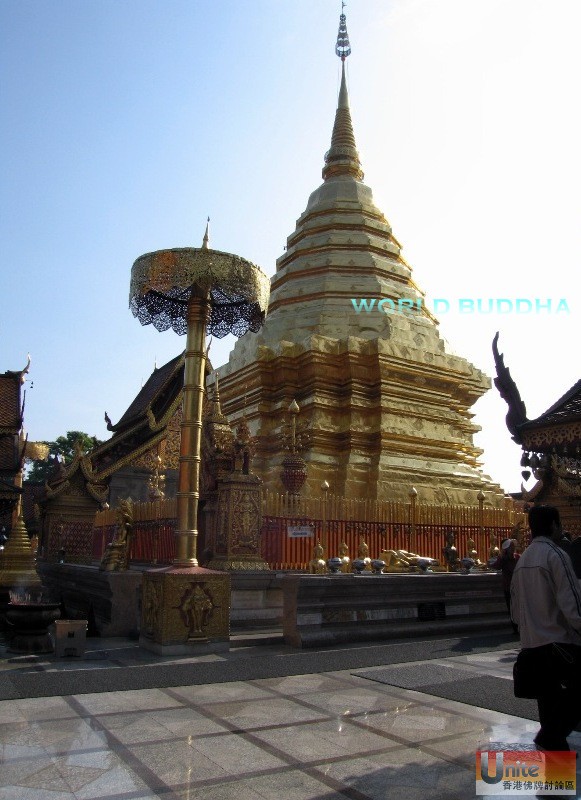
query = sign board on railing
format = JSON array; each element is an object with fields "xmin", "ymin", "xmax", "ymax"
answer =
[{"xmin": 287, "ymin": 525, "xmax": 314, "ymax": 538}]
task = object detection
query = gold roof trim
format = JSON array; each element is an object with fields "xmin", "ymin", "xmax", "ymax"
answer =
[
  {"xmin": 91, "ymin": 430, "xmax": 167, "ymax": 482},
  {"xmin": 44, "ymin": 478, "xmax": 71, "ymax": 499},
  {"xmin": 146, "ymin": 390, "xmax": 183, "ymax": 433}
]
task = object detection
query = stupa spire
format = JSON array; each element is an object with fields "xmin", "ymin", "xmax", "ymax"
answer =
[{"xmin": 323, "ymin": 6, "xmax": 363, "ymax": 182}]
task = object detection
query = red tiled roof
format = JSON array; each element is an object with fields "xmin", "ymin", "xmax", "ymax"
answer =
[
  {"xmin": 0, "ymin": 372, "xmax": 22, "ymax": 430},
  {"xmin": 0, "ymin": 435, "xmax": 18, "ymax": 472},
  {"xmin": 111, "ymin": 352, "xmax": 184, "ymax": 432}
]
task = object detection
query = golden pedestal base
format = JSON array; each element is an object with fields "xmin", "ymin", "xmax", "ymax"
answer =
[
  {"xmin": 206, "ymin": 473, "xmax": 270, "ymax": 573},
  {"xmin": 139, "ymin": 566, "xmax": 230, "ymax": 655},
  {"xmin": 206, "ymin": 557, "xmax": 270, "ymax": 572}
]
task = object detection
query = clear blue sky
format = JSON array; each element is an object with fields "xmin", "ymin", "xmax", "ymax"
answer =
[{"xmin": 1, "ymin": 0, "xmax": 579, "ymax": 494}]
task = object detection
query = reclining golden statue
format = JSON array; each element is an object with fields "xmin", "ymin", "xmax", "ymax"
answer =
[{"xmin": 379, "ymin": 548, "xmax": 441, "ymax": 572}]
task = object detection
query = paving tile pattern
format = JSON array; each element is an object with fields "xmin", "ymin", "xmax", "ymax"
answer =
[{"xmin": 1, "ymin": 648, "xmax": 580, "ymax": 799}]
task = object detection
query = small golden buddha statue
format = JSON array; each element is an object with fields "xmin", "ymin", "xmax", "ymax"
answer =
[
  {"xmin": 308, "ymin": 541, "xmax": 327, "ymax": 574},
  {"xmin": 338, "ymin": 541, "xmax": 350, "ymax": 573},
  {"xmin": 357, "ymin": 539, "xmax": 372, "ymax": 571}
]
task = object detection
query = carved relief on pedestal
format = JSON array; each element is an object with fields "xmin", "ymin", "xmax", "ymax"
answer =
[
  {"xmin": 177, "ymin": 583, "xmax": 215, "ymax": 641},
  {"xmin": 230, "ymin": 488, "xmax": 260, "ymax": 554},
  {"xmin": 213, "ymin": 493, "xmax": 229, "ymax": 556},
  {"xmin": 142, "ymin": 578, "xmax": 161, "ymax": 638},
  {"xmin": 141, "ymin": 571, "xmax": 230, "ymax": 647}
]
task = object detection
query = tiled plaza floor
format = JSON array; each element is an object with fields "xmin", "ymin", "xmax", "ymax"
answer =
[{"xmin": 1, "ymin": 639, "xmax": 580, "ymax": 800}]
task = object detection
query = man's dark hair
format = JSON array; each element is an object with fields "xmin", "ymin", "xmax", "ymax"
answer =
[{"xmin": 528, "ymin": 505, "xmax": 561, "ymax": 538}]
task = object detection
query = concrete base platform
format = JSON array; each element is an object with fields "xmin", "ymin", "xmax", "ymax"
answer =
[
  {"xmin": 38, "ymin": 563, "xmax": 142, "ymax": 637},
  {"xmin": 282, "ymin": 571, "xmax": 507, "ymax": 647},
  {"xmin": 230, "ymin": 571, "xmax": 284, "ymax": 627},
  {"xmin": 37, "ymin": 563, "xmax": 286, "ymax": 637}
]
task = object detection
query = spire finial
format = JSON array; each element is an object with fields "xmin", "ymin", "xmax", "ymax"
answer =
[
  {"xmin": 202, "ymin": 216, "xmax": 210, "ymax": 249},
  {"xmin": 335, "ymin": 4, "xmax": 351, "ymax": 61},
  {"xmin": 323, "ymin": 5, "xmax": 362, "ymax": 182}
]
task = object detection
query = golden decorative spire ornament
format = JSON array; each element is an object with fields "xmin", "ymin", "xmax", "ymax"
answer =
[
  {"xmin": 0, "ymin": 509, "xmax": 41, "ymax": 591},
  {"xmin": 335, "ymin": 3, "xmax": 351, "ymax": 61},
  {"xmin": 281, "ymin": 400, "xmax": 308, "ymax": 495},
  {"xmin": 202, "ymin": 217, "xmax": 210, "ymax": 250},
  {"xmin": 323, "ymin": 6, "xmax": 363, "ymax": 182}
]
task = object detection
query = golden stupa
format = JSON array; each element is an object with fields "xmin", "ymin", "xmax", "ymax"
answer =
[{"xmin": 214, "ymin": 12, "xmax": 504, "ymax": 505}]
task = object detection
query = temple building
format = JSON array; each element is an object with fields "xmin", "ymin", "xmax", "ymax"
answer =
[
  {"xmin": 34, "ymin": 355, "xmax": 184, "ymax": 562},
  {"xmin": 35, "ymin": 353, "xmax": 238, "ymax": 562},
  {"xmin": 214, "ymin": 13, "xmax": 504, "ymax": 504},
  {"xmin": 95, "ymin": 352, "xmax": 184, "ymax": 506}
]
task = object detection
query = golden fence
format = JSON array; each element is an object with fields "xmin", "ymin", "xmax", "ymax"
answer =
[
  {"xmin": 260, "ymin": 490, "xmax": 527, "ymax": 569},
  {"xmin": 261, "ymin": 489, "xmax": 523, "ymax": 527},
  {"xmin": 92, "ymin": 498, "xmax": 178, "ymax": 564},
  {"xmin": 90, "ymin": 491, "xmax": 526, "ymax": 569},
  {"xmin": 93, "ymin": 498, "xmax": 177, "ymax": 528}
]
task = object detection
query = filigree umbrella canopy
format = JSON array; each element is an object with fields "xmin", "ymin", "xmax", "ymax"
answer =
[
  {"xmin": 129, "ymin": 245, "xmax": 270, "ymax": 566},
  {"xmin": 129, "ymin": 248, "xmax": 269, "ymax": 337}
]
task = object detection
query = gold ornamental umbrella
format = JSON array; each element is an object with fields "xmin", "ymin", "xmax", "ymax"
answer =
[{"xmin": 129, "ymin": 230, "xmax": 269, "ymax": 567}]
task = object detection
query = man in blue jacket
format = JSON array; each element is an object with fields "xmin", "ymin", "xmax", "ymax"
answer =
[{"xmin": 511, "ymin": 505, "xmax": 581, "ymax": 752}]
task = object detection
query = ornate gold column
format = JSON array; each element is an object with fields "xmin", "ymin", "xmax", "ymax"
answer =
[
  {"xmin": 129, "ymin": 231, "xmax": 269, "ymax": 654},
  {"xmin": 175, "ymin": 294, "xmax": 210, "ymax": 565}
]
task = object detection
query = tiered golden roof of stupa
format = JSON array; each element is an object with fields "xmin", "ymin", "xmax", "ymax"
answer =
[{"xmin": 213, "ymin": 11, "xmax": 504, "ymax": 504}]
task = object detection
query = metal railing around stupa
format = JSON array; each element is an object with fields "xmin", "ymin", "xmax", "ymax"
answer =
[
  {"xmin": 89, "ymin": 492, "xmax": 527, "ymax": 570},
  {"xmin": 260, "ymin": 490, "xmax": 528, "ymax": 570}
]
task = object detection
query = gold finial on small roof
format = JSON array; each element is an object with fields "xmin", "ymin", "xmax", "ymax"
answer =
[{"xmin": 202, "ymin": 217, "xmax": 210, "ymax": 249}]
